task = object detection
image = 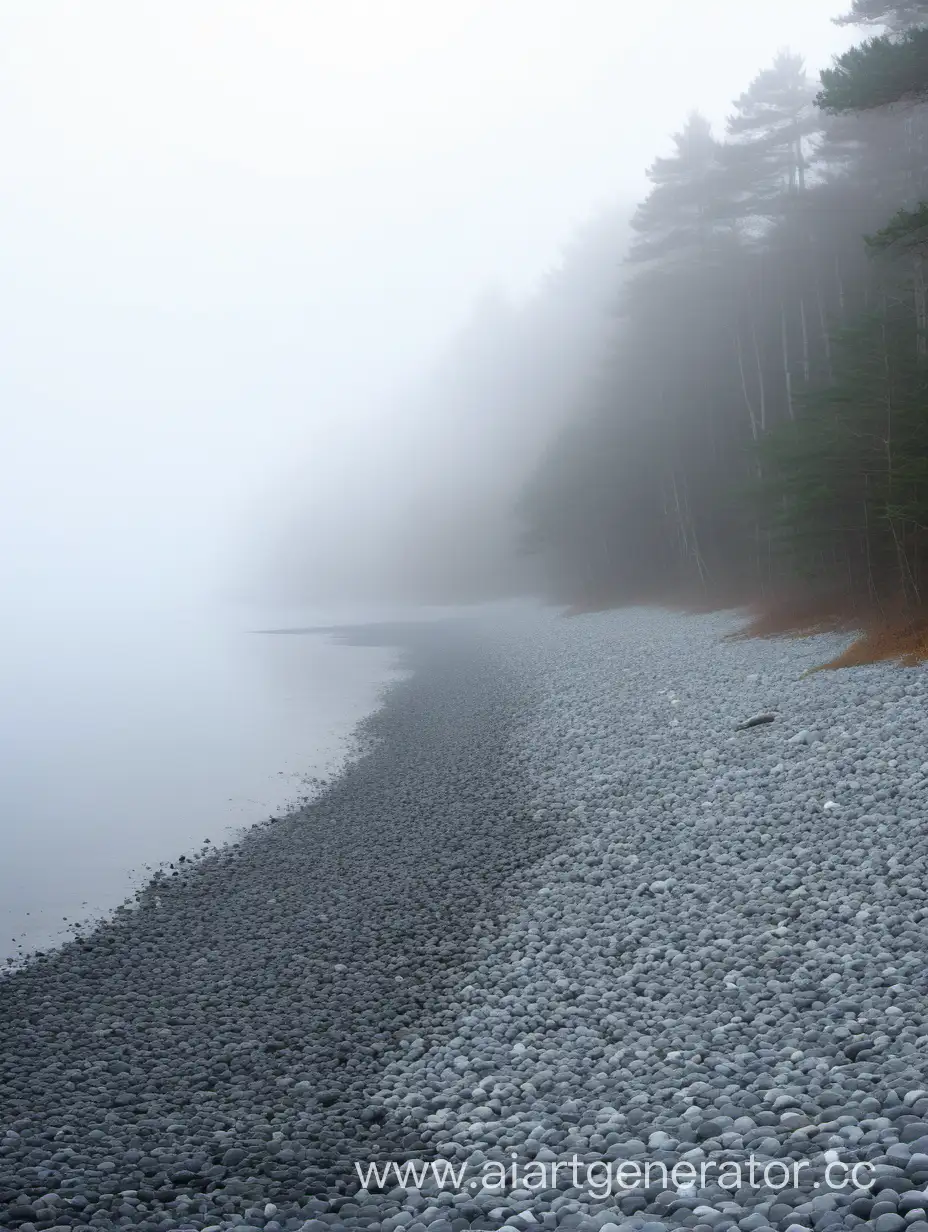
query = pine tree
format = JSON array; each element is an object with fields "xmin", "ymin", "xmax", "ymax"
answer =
[
  {"xmin": 724, "ymin": 51, "xmax": 819, "ymax": 212},
  {"xmin": 519, "ymin": 13, "xmax": 928, "ymax": 614},
  {"xmin": 834, "ymin": 0, "xmax": 928, "ymax": 32},
  {"xmin": 759, "ymin": 298, "xmax": 928, "ymax": 604},
  {"xmin": 818, "ymin": 28, "xmax": 928, "ymax": 111},
  {"xmin": 627, "ymin": 112, "xmax": 728, "ymax": 268}
]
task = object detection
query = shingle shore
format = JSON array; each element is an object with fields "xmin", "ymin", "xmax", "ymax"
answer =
[
  {"xmin": 2, "ymin": 609, "xmax": 928, "ymax": 1232},
  {"xmin": 0, "ymin": 621, "xmax": 551, "ymax": 1231}
]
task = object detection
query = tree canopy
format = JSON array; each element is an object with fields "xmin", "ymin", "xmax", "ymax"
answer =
[{"xmin": 514, "ymin": 5, "xmax": 928, "ymax": 616}]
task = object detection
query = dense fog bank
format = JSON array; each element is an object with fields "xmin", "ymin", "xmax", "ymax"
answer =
[
  {"xmin": 269, "ymin": 0, "xmax": 928, "ymax": 620},
  {"xmin": 263, "ymin": 208, "xmax": 632, "ymax": 605}
]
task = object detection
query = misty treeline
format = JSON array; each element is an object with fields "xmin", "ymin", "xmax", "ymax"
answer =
[
  {"xmin": 273, "ymin": 208, "xmax": 630, "ymax": 604},
  {"xmin": 520, "ymin": 0, "xmax": 928, "ymax": 615},
  {"xmin": 370, "ymin": 221, "xmax": 630, "ymax": 602}
]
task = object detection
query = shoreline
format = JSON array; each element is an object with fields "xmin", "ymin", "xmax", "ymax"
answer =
[
  {"xmin": 1, "ymin": 613, "xmax": 401, "ymax": 967},
  {"xmin": 563, "ymin": 598, "xmax": 928, "ymax": 669},
  {"xmin": 2, "ymin": 608, "xmax": 927, "ymax": 1232},
  {"xmin": 0, "ymin": 618, "xmax": 552, "ymax": 1224}
]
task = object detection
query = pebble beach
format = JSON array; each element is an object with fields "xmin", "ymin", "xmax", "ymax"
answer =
[{"xmin": 2, "ymin": 608, "xmax": 928, "ymax": 1232}]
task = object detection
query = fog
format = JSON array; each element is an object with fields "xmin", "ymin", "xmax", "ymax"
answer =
[
  {"xmin": 0, "ymin": 0, "xmax": 856, "ymax": 614},
  {"xmin": 1, "ymin": 2, "xmax": 874, "ymax": 952}
]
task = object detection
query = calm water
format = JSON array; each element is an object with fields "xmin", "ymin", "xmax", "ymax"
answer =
[{"xmin": 0, "ymin": 597, "xmax": 411, "ymax": 963}]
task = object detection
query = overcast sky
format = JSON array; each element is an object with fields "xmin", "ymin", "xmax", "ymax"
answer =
[{"xmin": 0, "ymin": 0, "xmax": 857, "ymax": 616}]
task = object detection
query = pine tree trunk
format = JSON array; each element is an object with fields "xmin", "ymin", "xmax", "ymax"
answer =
[
  {"xmin": 799, "ymin": 298, "xmax": 810, "ymax": 384},
  {"xmin": 816, "ymin": 283, "xmax": 834, "ymax": 384},
  {"xmin": 781, "ymin": 307, "xmax": 794, "ymax": 420},
  {"xmin": 863, "ymin": 481, "xmax": 877, "ymax": 608},
  {"xmin": 751, "ymin": 322, "xmax": 767, "ymax": 432},
  {"xmin": 914, "ymin": 255, "xmax": 927, "ymax": 362},
  {"xmin": 880, "ymin": 312, "xmax": 918, "ymax": 605},
  {"xmin": 669, "ymin": 471, "xmax": 689, "ymax": 574},
  {"xmin": 670, "ymin": 469, "xmax": 707, "ymax": 587},
  {"xmin": 735, "ymin": 329, "xmax": 759, "ymax": 442}
]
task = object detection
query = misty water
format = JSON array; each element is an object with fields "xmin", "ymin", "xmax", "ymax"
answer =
[{"xmin": 0, "ymin": 598, "xmax": 411, "ymax": 965}]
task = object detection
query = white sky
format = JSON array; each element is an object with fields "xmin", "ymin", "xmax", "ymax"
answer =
[{"xmin": 0, "ymin": 0, "xmax": 857, "ymax": 614}]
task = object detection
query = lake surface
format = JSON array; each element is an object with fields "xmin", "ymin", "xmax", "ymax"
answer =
[{"xmin": 0, "ymin": 597, "xmax": 419, "ymax": 963}]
